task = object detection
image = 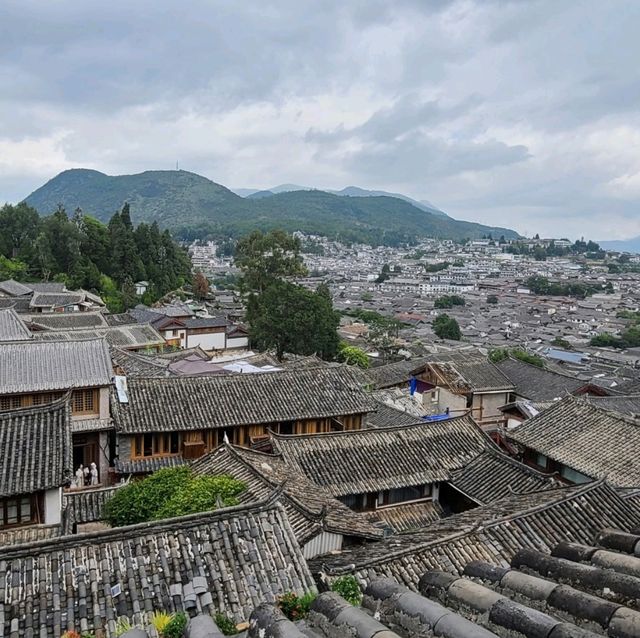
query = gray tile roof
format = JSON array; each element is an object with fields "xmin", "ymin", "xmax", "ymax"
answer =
[
  {"xmin": 495, "ymin": 357, "xmax": 585, "ymax": 401},
  {"xmin": 0, "ymin": 308, "xmax": 31, "ymax": 341},
  {"xmin": 449, "ymin": 447, "xmax": 559, "ymax": 504},
  {"xmin": 183, "ymin": 316, "xmax": 229, "ymax": 328},
  {"xmin": 272, "ymin": 416, "xmax": 491, "ymax": 497},
  {"xmin": 0, "ymin": 496, "xmax": 315, "ymax": 635},
  {"xmin": 29, "ymin": 291, "xmax": 85, "ymax": 308},
  {"xmin": 0, "ymin": 524, "xmax": 62, "ymax": 548},
  {"xmin": 584, "ymin": 394, "xmax": 640, "ymax": 418},
  {"xmin": 62, "ymin": 485, "xmax": 123, "ymax": 531},
  {"xmin": 429, "ymin": 356, "xmax": 515, "ymax": 393},
  {"xmin": 27, "ymin": 282, "xmax": 66, "ymax": 293},
  {"xmin": 365, "ymin": 500, "xmax": 444, "ymax": 533},
  {"xmin": 192, "ymin": 445, "xmax": 383, "ymax": 544},
  {"xmin": 0, "ymin": 396, "xmax": 71, "ymax": 497},
  {"xmin": 0, "ymin": 279, "xmax": 32, "ymax": 296},
  {"xmin": 364, "ymin": 356, "xmax": 433, "ymax": 389},
  {"xmin": 0, "ymin": 337, "xmax": 113, "ymax": 394},
  {"xmin": 33, "ymin": 323, "xmax": 164, "ymax": 349},
  {"xmin": 313, "ymin": 481, "xmax": 640, "ymax": 584},
  {"xmin": 114, "ymin": 454, "xmax": 187, "ymax": 474},
  {"xmin": 111, "ymin": 367, "xmax": 376, "ymax": 434},
  {"xmin": 360, "ymin": 523, "xmax": 640, "ymax": 638},
  {"xmin": 0, "ymin": 296, "xmax": 32, "ymax": 312},
  {"xmin": 509, "ymin": 395, "xmax": 640, "ymax": 487},
  {"xmin": 364, "ymin": 400, "xmax": 425, "ymax": 428},
  {"xmin": 110, "ymin": 346, "xmax": 172, "ymax": 377},
  {"xmin": 27, "ymin": 311, "xmax": 109, "ymax": 330}
]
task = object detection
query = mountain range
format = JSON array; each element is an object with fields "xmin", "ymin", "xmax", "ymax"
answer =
[
  {"xmin": 24, "ymin": 168, "xmax": 519, "ymax": 245},
  {"xmin": 235, "ymin": 184, "xmax": 449, "ymax": 217}
]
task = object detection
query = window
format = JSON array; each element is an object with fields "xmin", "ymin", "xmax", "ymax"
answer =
[
  {"xmin": 560, "ymin": 466, "xmax": 592, "ymax": 484},
  {"xmin": 278, "ymin": 421, "xmax": 294, "ymax": 435},
  {"xmin": 0, "ymin": 396, "xmax": 23, "ymax": 411},
  {"xmin": 72, "ymin": 389, "xmax": 97, "ymax": 415},
  {"xmin": 534, "ymin": 453, "xmax": 548, "ymax": 469},
  {"xmin": 1, "ymin": 495, "xmax": 39, "ymax": 527},
  {"xmin": 132, "ymin": 433, "xmax": 181, "ymax": 458},
  {"xmin": 378, "ymin": 484, "xmax": 432, "ymax": 508}
]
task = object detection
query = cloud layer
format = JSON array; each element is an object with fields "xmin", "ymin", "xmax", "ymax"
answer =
[{"xmin": 2, "ymin": 0, "xmax": 640, "ymax": 239}]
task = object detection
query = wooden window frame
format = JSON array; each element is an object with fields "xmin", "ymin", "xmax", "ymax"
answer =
[
  {"xmin": 71, "ymin": 389, "xmax": 99, "ymax": 416},
  {"xmin": 131, "ymin": 433, "xmax": 182, "ymax": 459},
  {"xmin": 0, "ymin": 494, "xmax": 41, "ymax": 528}
]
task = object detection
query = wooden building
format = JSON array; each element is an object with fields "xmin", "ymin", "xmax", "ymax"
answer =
[
  {"xmin": 111, "ymin": 366, "xmax": 376, "ymax": 474},
  {"xmin": 271, "ymin": 417, "xmax": 555, "ymax": 532},
  {"xmin": 0, "ymin": 397, "xmax": 71, "ymax": 534},
  {"xmin": 0, "ymin": 338, "xmax": 114, "ymax": 482}
]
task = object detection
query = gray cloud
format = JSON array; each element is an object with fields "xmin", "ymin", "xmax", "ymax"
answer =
[{"xmin": 1, "ymin": 0, "xmax": 640, "ymax": 238}]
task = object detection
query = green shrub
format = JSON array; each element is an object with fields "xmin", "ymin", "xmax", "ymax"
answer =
[
  {"xmin": 331, "ymin": 575, "xmax": 362, "ymax": 606},
  {"xmin": 104, "ymin": 467, "xmax": 246, "ymax": 527},
  {"xmin": 214, "ymin": 612, "xmax": 238, "ymax": 635},
  {"xmin": 337, "ymin": 343, "xmax": 370, "ymax": 369},
  {"xmin": 163, "ymin": 612, "xmax": 187, "ymax": 638},
  {"xmin": 277, "ymin": 591, "xmax": 317, "ymax": 621}
]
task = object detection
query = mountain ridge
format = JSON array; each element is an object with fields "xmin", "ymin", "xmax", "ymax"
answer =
[
  {"xmin": 24, "ymin": 168, "xmax": 519, "ymax": 245},
  {"xmin": 233, "ymin": 183, "xmax": 449, "ymax": 217}
]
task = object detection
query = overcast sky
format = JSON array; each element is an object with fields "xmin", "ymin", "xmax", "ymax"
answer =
[{"xmin": 2, "ymin": 0, "xmax": 639, "ymax": 239}]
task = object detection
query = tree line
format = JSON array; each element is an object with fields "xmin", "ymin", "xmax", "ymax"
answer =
[{"xmin": 0, "ymin": 202, "xmax": 191, "ymax": 311}]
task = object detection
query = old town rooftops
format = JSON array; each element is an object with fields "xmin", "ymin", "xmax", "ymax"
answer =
[
  {"xmin": 0, "ymin": 396, "xmax": 71, "ymax": 497},
  {"xmin": 111, "ymin": 366, "xmax": 376, "ymax": 433},
  {"xmin": 0, "ymin": 337, "xmax": 112, "ymax": 394},
  {"xmin": 272, "ymin": 416, "xmax": 491, "ymax": 497},
  {"xmin": 509, "ymin": 395, "xmax": 640, "ymax": 487},
  {"xmin": 313, "ymin": 480, "xmax": 640, "ymax": 581},
  {"xmin": 0, "ymin": 495, "xmax": 315, "ymax": 636}
]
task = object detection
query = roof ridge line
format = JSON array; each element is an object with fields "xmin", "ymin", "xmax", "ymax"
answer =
[
  {"xmin": 333, "ymin": 480, "xmax": 609, "ymax": 570},
  {"xmin": 0, "ymin": 489, "xmax": 286, "ymax": 560}
]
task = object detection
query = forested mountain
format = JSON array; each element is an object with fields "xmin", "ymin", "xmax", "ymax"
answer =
[
  {"xmin": 24, "ymin": 168, "xmax": 519, "ymax": 245},
  {"xmin": 0, "ymin": 202, "xmax": 191, "ymax": 311},
  {"xmin": 237, "ymin": 184, "xmax": 448, "ymax": 216}
]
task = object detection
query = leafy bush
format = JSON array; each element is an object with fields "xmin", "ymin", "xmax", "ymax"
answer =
[
  {"xmin": 155, "ymin": 474, "xmax": 246, "ymax": 520},
  {"xmin": 487, "ymin": 294, "xmax": 498, "ymax": 305},
  {"xmin": 214, "ymin": 612, "xmax": 238, "ymax": 636},
  {"xmin": 163, "ymin": 612, "xmax": 187, "ymax": 638},
  {"xmin": 331, "ymin": 575, "xmax": 362, "ymax": 606},
  {"xmin": 489, "ymin": 348, "xmax": 544, "ymax": 368},
  {"xmin": 104, "ymin": 467, "xmax": 246, "ymax": 527},
  {"xmin": 337, "ymin": 343, "xmax": 370, "ymax": 369},
  {"xmin": 277, "ymin": 591, "xmax": 317, "ymax": 621}
]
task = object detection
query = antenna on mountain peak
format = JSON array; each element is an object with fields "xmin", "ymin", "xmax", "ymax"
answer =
[{"xmin": 176, "ymin": 160, "xmax": 179, "ymax": 170}]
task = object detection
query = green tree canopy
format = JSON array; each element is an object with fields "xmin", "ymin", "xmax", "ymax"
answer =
[
  {"xmin": 235, "ymin": 230, "xmax": 307, "ymax": 293},
  {"xmin": 434, "ymin": 294, "xmax": 466, "ymax": 309},
  {"xmin": 247, "ymin": 280, "xmax": 339, "ymax": 360},
  {"xmin": 0, "ymin": 202, "xmax": 40, "ymax": 260},
  {"xmin": 433, "ymin": 314, "xmax": 461, "ymax": 340},
  {"xmin": 0, "ymin": 202, "xmax": 191, "ymax": 312}
]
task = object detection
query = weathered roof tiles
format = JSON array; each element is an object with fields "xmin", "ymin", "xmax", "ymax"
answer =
[
  {"xmin": 111, "ymin": 366, "xmax": 376, "ymax": 433},
  {"xmin": 0, "ymin": 337, "xmax": 113, "ymax": 394}
]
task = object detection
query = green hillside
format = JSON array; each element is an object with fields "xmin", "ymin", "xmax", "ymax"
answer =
[{"xmin": 24, "ymin": 168, "xmax": 519, "ymax": 245}]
